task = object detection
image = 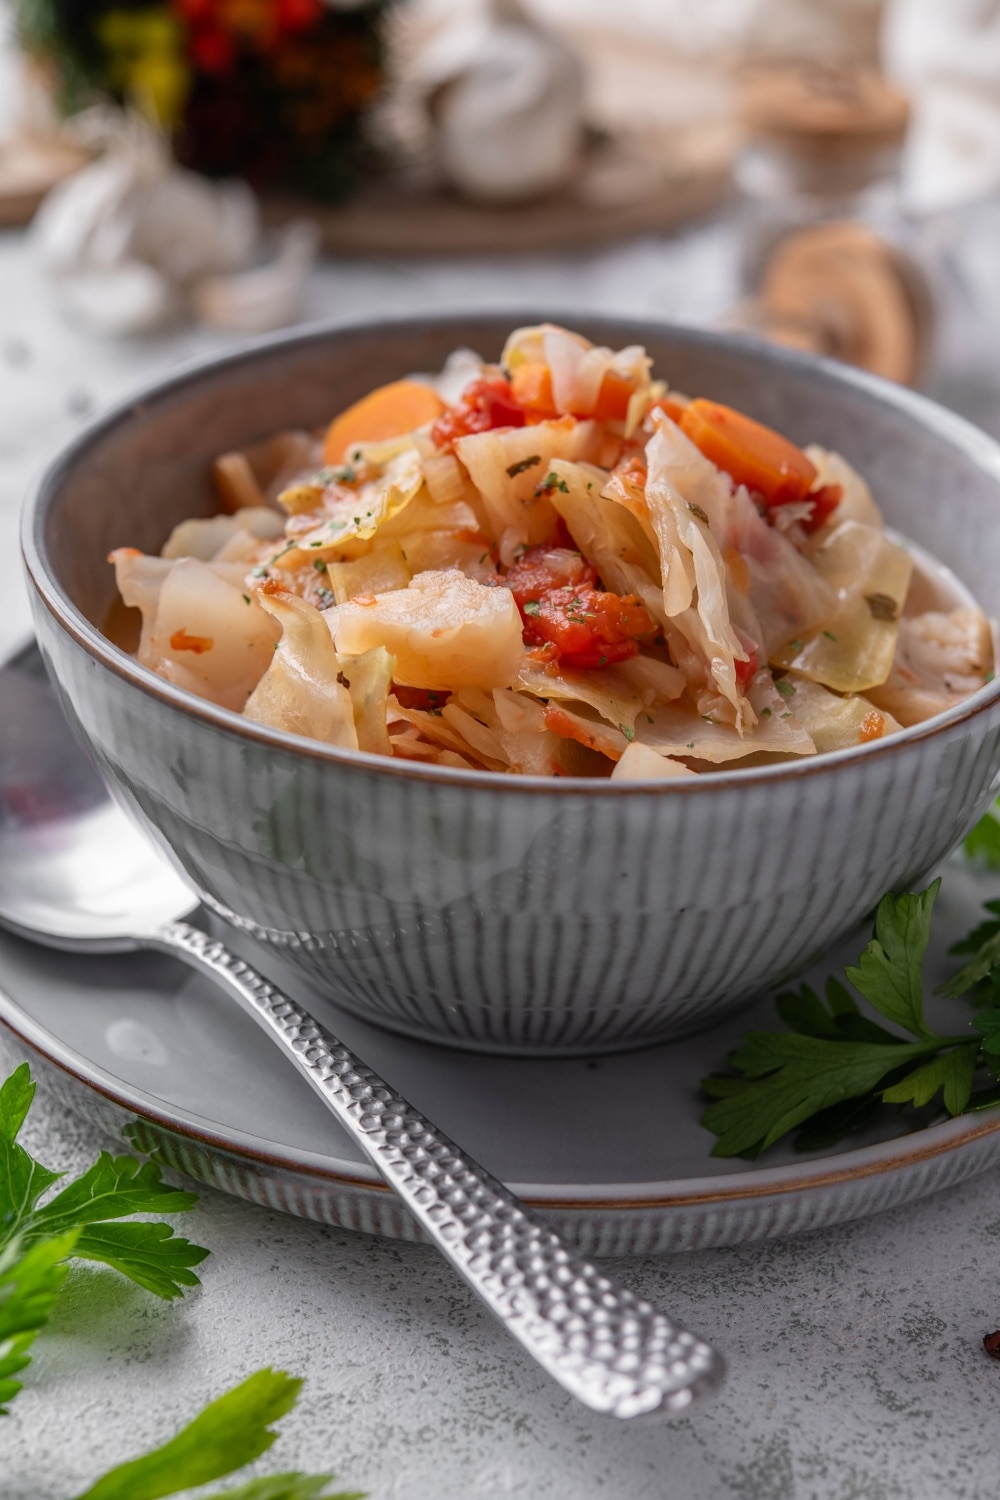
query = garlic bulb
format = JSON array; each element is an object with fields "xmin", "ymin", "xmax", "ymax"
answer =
[
  {"xmin": 32, "ymin": 109, "xmax": 315, "ymax": 336},
  {"xmin": 422, "ymin": 1, "xmax": 585, "ymax": 204}
]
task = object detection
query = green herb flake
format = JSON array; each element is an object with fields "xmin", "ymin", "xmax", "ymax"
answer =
[
  {"xmin": 823, "ymin": 630, "xmax": 838, "ymax": 642},
  {"xmin": 313, "ymin": 559, "xmax": 328, "ymax": 573},
  {"xmin": 506, "ymin": 454, "xmax": 542, "ymax": 478},
  {"xmin": 760, "ymin": 706, "xmax": 772, "ymax": 717},
  {"xmin": 619, "ymin": 724, "xmax": 636, "ymax": 743},
  {"xmin": 523, "ymin": 599, "xmax": 542, "ymax": 617},
  {"xmin": 241, "ymin": 593, "xmax": 251, "ymax": 605},
  {"xmin": 788, "ymin": 639, "xmax": 803, "ymax": 653},
  {"xmin": 686, "ymin": 502, "xmax": 709, "ymax": 524},
  {"xmin": 775, "ymin": 679, "xmax": 796, "ymax": 698}
]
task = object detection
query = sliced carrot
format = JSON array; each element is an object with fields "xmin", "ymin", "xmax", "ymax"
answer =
[
  {"xmin": 679, "ymin": 398, "xmax": 817, "ymax": 505},
  {"xmin": 510, "ymin": 362, "xmax": 558, "ymax": 420},
  {"xmin": 649, "ymin": 394, "xmax": 689, "ymax": 425},
  {"xmin": 322, "ymin": 379, "xmax": 445, "ymax": 464},
  {"xmin": 512, "ymin": 362, "xmax": 637, "ymax": 423},
  {"xmin": 591, "ymin": 368, "xmax": 637, "ymax": 423}
]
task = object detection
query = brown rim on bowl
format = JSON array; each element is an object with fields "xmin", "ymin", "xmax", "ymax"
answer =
[{"xmin": 21, "ymin": 311, "xmax": 1000, "ymax": 794}]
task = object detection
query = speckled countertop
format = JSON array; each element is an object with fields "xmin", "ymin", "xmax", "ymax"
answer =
[{"xmin": 4, "ymin": 220, "xmax": 1000, "ymax": 1500}]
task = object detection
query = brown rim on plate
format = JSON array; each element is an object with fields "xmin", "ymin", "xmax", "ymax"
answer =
[{"xmin": 5, "ymin": 962, "xmax": 1000, "ymax": 1214}]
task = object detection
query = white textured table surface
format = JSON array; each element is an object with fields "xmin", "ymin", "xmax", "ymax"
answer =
[{"xmin": 4, "ymin": 222, "xmax": 1000, "ymax": 1500}]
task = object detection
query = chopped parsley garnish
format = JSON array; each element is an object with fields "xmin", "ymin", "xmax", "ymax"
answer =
[
  {"xmin": 788, "ymin": 639, "xmax": 803, "ymax": 653},
  {"xmin": 686, "ymin": 502, "xmax": 709, "ymax": 524},
  {"xmin": 760, "ymin": 706, "xmax": 772, "ymax": 717},
  {"xmin": 775, "ymin": 679, "xmax": 796, "ymax": 697},
  {"xmin": 241, "ymin": 593, "xmax": 251, "ymax": 605},
  {"xmin": 523, "ymin": 599, "xmax": 541, "ymax": 617},
  {"xmin": 823, "ymin": 630, "xmax": 838, "ymax": 641},
  {"xmin": 506, "ymin": 454, "xmax": 542, "ymax": 478},
  {"xmin": 619, "ymin": 724, "xmax": 635, "ymax": 742},
  {"xmin": 536, "ymin": 472, "xmax": 569, "ymax": 495},
  {"xmin": 313, "ymin": 559, "xmax": 328, "ymax": 573}
]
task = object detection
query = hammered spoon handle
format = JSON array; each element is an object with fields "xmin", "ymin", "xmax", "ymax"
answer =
[{"xmin": 150, "ymin": 921, "xmax": 723, "ymax": 1419}]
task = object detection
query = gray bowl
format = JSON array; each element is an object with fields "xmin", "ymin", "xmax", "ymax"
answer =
[{"xmin": 21, "ymin": 314, "xmax": 1000, "ymax": 1054}]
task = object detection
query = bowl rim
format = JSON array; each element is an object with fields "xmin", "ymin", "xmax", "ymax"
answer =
[{"xmin": 22, "ymin": 309, "xmax": 1000, "ymax": 796}]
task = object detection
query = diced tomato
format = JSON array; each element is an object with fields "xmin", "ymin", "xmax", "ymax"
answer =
[
  {"xmin": 522, "ymin": 585, "xmax": 654, "ymax": 669},
  {"xmin": 432, "ymin": 376, "xmax": 526, "ymax": 448},
  {"xmin": 734, "ymin": 651, "xmax": 757, "ymax": 693},
  {"xmin": 802, "ymin": 483, "xmax": 843, "ymax": 534},
  {"xmin": 503, "ymin": 541, "xmax": 654, "ymax": 668},
  {"xmin": 504, "ymin": 546, "xmax": 596, "ymax": 611},
  {"xmin": 680, "ymin": 398, "xmax": 817, "ymax": 507}
]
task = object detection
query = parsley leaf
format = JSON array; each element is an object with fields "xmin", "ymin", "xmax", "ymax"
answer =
[
  {"xmin": 0, "ymin": 1231, "xmax": 77, "ymax": 1413},
  {"xmin": 701, "ymin": 881, "xmax": 992, "ymax": 1158},
  {"xmin": 844, "ymin": 881, "xmax": 940, "ymax": 1038},
  {"xmin": 0, "ymin": 1065, "xmax": 208, "ymax": 1410},
  {"xmin": 70, "ymin": 1369, "xmax": 363, "ymax": 1500},
  {"xmin": 963, "ymin": 797, "xmax": 1000, "ymax": 869},
  {"xmin": 0, "ymin": 1068, "xmax": 207, "ymax": 1300}
]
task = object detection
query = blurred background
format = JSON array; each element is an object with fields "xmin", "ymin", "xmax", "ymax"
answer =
[{"xmin": 3, "ymin": 0, "xmax": 1000, "ymax": 639}]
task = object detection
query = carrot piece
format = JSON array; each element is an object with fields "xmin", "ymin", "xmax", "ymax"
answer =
[
  {"xmin": 510, "ymin": 362, "xmax": 558, "ymax": 419},
  {"xmin": 322, "ymin": 379, "xmax": 444, "ymax": 464},
  {"xmin": 679, "ymin": 398, "xmax": 817, "ymax": 505},
  {"xmin": 591, "ymin": 368, "xmax": 636, "ymax": 423},
  {"xmin": 649, "ymin": 395, "xmax": 689, "ymax": 425},
  {"xmin": 170, "ymin": 629, "xmax": 214, "ymax": 654}
]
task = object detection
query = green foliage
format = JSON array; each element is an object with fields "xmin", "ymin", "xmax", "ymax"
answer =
[
  {"xmin": 0, "ymin": 1064, "xmax": 207, "ymax": 1412},
  {"xmin": 1, "ymin": 1069, "xmax": 363, "ymax": 1496},
  {"xmin": 0, "ymin": 1232, "xmax": 77, "ymax": 1413},
  {"xmin": 702, "ymin": 882, "xmax": 1000, "ymax": 1158},
  {"xmin": 964, "ymin": 797, "xmax": 1000, "ymax": 870}
]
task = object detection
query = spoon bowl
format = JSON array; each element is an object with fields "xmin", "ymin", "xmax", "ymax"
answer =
[
  {"xmin": 0, "ymin": 659, "xmax": 195, "ymax": 950},
  {"xmin": 0, "ymin": 642, "xmax": 723, "ymax": 1421}
]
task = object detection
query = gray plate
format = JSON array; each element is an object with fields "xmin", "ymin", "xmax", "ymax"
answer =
[{"xmin": 2, "ymin": 854, "xmax": 1000, "ymax": 1254}]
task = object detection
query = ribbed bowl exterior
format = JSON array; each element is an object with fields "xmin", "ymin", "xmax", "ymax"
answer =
[{"xmin": 22, "ymin": 315, "xmax": 1000, "ymax": 1054}]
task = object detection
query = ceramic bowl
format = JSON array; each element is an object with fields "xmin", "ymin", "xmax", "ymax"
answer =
[{"xmin": 21, "ymin": 314, "xmax": 1000, "ymax": 1055}]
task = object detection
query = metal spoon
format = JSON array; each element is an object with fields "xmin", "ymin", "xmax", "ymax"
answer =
[{"xmin": 0, "ymin": 645, "xmax": 723, "ymax": 1419}]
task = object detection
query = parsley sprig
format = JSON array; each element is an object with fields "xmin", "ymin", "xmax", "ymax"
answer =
[
  {"xmin": 3, "ymin": 1067, "xmax": 363, "ymax": 1495},
  {"xmin": 71, "ymin": 1368, "xmax": 364, "ymax": 1500},
  {"xmin": 702, "ymin": 879, "xmax": 1000, "ymax": 1158},
  {"xmin": 0, "ymin": 1063, "xmax": 208, "ymax": 1412}
]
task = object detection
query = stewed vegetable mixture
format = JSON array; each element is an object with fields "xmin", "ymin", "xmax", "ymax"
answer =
[{"xmin": 110, "ymin": 323, "xmax": 993, "ymax": 778}]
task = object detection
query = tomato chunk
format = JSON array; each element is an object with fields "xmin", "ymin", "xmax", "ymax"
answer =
[
  {"xmin": 505, "ymin": 545, "xmax": 654, "ymax": 669},
  {"xmin": 680, "ymin": 398, "xmax": 817, "ymax": 506},
  {"xmin": 432, "ymin": 376, "xmax": 526, "ymax": 447}
]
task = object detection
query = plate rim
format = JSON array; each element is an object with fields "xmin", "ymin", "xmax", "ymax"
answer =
[{"xmin": 6, "ymin": 972, "xmax": 1000, "ymax": 1213}]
